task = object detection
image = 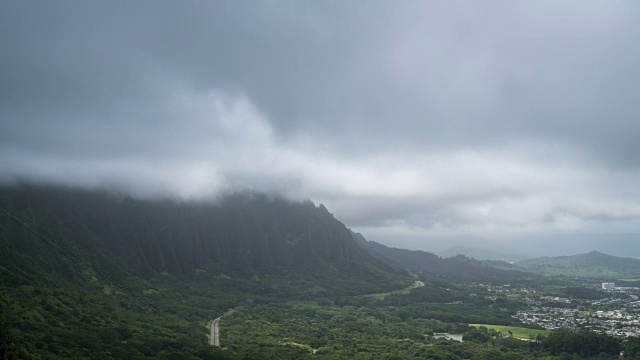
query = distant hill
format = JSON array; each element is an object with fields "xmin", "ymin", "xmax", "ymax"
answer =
[
  {"xmin": 353, "ymin": 232, "xmax": 542, "ymax": 284},
  {"xmin": 512, "ymin": 251, "xmax": 640, "ymax": 279},
  {"xmin": 437, "ymin": 245, "xmax": 529, "ymax": 263}
]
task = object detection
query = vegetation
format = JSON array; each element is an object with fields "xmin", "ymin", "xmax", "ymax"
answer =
[
  {"xmin": 437, "ymin": 245, "xmax": 529, "ymax": 262},
  {"xmin": 469, "ymin": 324, "xmax": 548, "ymax": 339},
  {"xmin": 512, "ymin": 251, "xmax": 640, "ymax": 279},
  {"xmin": 0, "ymin": 185, "xmax": 633, "ymax": 359},
  {"xmin": 0, "ymin": 305, "xmax": 15, "ymax": 360},
  {"xmin": 355, "ymin": 237, "xmax": 546, "ymax": 284},
  {"xmin": 541, "ymin": 330, "xmax": 620, "ymax": 357},
  {"xmin": 0, "ymin": 185, "xmax": 409, "ymax": 295}
]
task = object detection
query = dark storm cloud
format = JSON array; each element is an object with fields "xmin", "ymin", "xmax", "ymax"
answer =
[
  {"xmin": 3, "ymin": 1, "xmax": 640, "ymax": 155},
  {"xmin": 2, "ymin": 1, "xmax": 640, "ymax": 250}
]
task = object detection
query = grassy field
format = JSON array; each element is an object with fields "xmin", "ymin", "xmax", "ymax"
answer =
[{"xmin": 469, "ymin": 324, "xmax": 548, "ymax": 339}]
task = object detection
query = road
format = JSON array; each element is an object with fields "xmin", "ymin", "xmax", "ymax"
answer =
[{"xmin": 361, "ymin": 277, "xmax": 425, "ymax": 299}]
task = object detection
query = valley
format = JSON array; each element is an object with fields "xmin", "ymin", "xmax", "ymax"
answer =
[
  {"xmin": 4, "ymin": 3, "xmax": 640, "ymax": 359},
  {"xmin": 1, "ymin": 186, "xmax": 640, "ymax": 359}
]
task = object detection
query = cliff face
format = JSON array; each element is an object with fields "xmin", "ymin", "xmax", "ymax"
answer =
[{"xmin": 0, "ymin": 185, "xmax": 395, "ymax": 278}]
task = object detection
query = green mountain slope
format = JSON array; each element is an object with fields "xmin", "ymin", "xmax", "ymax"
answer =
[
  {"xmin": 0, "ymin": 185, "xmax": 408, "ymax": 291},
  {"xmin": 0, "ymin": 184, "xmax": 410, "ymax": 358},
  {"xmin": 437, "ymin": 245, "xmax": 529, "ymax": 262},
  {"xmin": 0, "ymin": 185, "xmax": 626, "ymax": 359},
  {"xmin": 352, "ymin": 233, "xmax": 541, "ymax": 284},
  {"xmin": 514, "ymin": 251, "xmax": 640, "ymax": 279}
]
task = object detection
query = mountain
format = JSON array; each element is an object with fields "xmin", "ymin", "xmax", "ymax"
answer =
[
  {"xmin": 513, "ymin": 251, "xmax": 640, "ymax": 279},
  {"xmin": 0, "ymin": 184, "xmax": 414, "ymax": 358},
  {"xmin": 437, "ymin": 245, "xmax": 529, "ymax": 263},
  {"xmin": 0, "ymin": 184, "xmax": 409, "ymax": 294},
  {"xmin": 353, "ymin": 233, "xmax": 542, "ymax": 284}
]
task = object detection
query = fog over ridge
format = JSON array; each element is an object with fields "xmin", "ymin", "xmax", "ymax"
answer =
[{"xmin": 2, "ymin": 1, "xmax": 640, "ymax": 253}]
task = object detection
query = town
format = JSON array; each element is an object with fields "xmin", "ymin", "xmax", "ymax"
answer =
[{"xmin": 479, "ymin": 282, "xmax": 640, "ymax": 338}]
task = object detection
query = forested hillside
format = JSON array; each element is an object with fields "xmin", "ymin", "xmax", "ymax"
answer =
[
  {"xmin": 437, "ymin": 245, "xmax": 529, "ymax": 262},
  {"xmin": 513, "ymin": 251, "xmax": 640, "ymax": 279},
  {"xmin": 0, "ymin": 185, "xmax": 408, "ymax": 290},
  {"xmin": 1, "ymin": 185, "xmax": 631, "ymax": 359},
  {"xmin": 0, "ymin": 184, "xmax": 410, "ymax": 358},
  {"xmin": 353, "ymin": 234, "xmax": 543, "ymax": 284}
]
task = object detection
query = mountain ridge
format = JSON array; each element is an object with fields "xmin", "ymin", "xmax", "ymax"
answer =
[
  {"xmin": 511, "ymin": 250, "xmax": 640, "ymax": 279},
  {"xmin": 352, "ymin": 232, "xmax": 543, "ymax": 284},
  {"xmin": 0, "ymin": 184, "xmax": 409, "ymax": 295},
  {"xmin": 437, "ymin": 245, "xmax": 529, "ymax": 262}
]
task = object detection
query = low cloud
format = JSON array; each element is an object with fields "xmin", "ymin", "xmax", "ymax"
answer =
[{"xmin": 2, "ymin": 1, "xmax": 640, "ymax": 252}]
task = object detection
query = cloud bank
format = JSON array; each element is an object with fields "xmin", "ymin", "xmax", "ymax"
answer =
[{"xmin": 2, "ymin": 1, "xmax": 640, "ymax": 253}]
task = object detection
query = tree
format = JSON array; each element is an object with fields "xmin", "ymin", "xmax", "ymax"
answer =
[
  {"xmin": 542, "ymin": 330, "xmax": 620, "ymax": 357},
  {"xmin": 463, "ymin": 327, "xmax": 491, "ymax": 343},
  {"xmin": 0, "ymin": 306, "xmax": 14, "ymax": 360}
]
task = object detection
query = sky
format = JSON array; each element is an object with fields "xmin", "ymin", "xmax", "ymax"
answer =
[{"xmin": 2, "ymin": 1, "xmax": 640, "ymax": 255}]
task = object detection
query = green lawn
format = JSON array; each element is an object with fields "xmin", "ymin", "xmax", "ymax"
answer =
[{"xmin": 469, "ymin": 324, "xmax": 548, "ymax": 339}]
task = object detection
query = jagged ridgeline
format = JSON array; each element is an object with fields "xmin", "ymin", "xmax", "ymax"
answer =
[
  {"xmin": 0, "ymin": 184, "xmax": 409, "ymax": 294},
  {"xmin": 354, "ymin": 234, "xmax": 544, "ymax": 284}
]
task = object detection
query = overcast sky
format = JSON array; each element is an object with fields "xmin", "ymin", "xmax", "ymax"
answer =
[{"xmin": 2, "ymin": 1, "xmax": 640, "ymax": 254}]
